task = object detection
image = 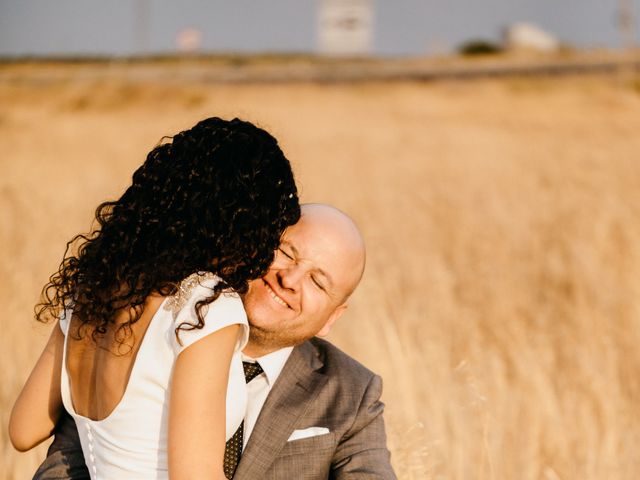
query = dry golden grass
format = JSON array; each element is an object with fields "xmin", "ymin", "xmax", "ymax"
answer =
[{"xmin": 2, "ymin": 65, "xmax": 640, "ymax": 479}]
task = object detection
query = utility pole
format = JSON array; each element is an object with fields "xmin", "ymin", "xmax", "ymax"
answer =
[{"xmin": 134, "ymin": 0, "xmax": 150, "ymax": 56}]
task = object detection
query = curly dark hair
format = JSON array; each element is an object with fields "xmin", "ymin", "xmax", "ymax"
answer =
[{"xmin": 36, "ymin": 117, "xmax": 300, "ymax": 343}]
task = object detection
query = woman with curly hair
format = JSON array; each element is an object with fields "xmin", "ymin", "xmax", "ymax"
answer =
[{"xmin": 9, "ymin": 117, "xmax": 300, "ymax": 479}]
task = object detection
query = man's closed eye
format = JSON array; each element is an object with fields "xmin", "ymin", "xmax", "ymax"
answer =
[
  {"xmin": 311, "ymin": 275, "xmax": 325, "ymax": 291},
  {"xmin": 278, "ymin": 247, "xmax": 294, "ymax": 260}
]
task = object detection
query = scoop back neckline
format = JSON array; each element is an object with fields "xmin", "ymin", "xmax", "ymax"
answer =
[{"xmin": 62, "ymin": 296, "xmax": 170, "ymax": 423}]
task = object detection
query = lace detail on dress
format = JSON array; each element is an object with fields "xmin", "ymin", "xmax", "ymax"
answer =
[{"xmin": 163, "ymin": 271, "xmax": 217, "ymax": 319}]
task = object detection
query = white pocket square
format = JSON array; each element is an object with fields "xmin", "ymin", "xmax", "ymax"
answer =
[{"xmin": 287, "ymin": 427, "xmax": 330, "ymax": 441}]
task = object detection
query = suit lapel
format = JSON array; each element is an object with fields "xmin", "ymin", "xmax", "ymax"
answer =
[{"xmin": 234, "ymin": 341, "xmax": 327, "ymax": 479}]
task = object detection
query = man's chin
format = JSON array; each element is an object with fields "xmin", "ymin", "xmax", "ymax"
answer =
[
  {"xmin": 247, "ymin": 327, "xmax": 287, "ymax": 354},
  {"xmin": 248, "ymin": 321, "xmax": 286, "ymax": 339}
]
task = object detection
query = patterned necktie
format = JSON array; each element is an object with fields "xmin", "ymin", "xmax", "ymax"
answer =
[{"xmin": 223, "ymin": 361, "xmax": 264, "ymax": 479}]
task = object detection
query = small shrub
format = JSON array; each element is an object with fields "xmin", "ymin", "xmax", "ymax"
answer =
[{"xmin": 458, "ymin": 40, "xmax": 502, "ymax": 56}]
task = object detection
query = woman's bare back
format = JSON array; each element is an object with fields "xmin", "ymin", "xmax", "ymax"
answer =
[{"xmin": 65, "ymin": 295, "xmax": 165, "ymax": 421}]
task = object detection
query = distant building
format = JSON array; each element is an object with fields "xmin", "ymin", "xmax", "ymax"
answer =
[
  {"xmin": 317, "ymin": 0, "xmax": 373, "ymax": 56},
  {"xmin": 504, "ymin": 23, "xmax": 559, "ymax": 52}
]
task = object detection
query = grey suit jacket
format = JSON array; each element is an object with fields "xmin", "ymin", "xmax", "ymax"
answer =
[{"xmin": 34, "ymin": 338, "xmax": 397, "ymax": 479}]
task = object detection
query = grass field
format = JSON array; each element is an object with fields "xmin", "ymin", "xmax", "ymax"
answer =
[{"xmin": 1, "ymin": 63, "xmax": 640, "ymax": 479}]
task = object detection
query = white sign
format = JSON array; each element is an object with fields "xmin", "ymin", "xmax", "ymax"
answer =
[{"xmin": 317, "ymin": 0, "xmax": 373, "ymax": 56}]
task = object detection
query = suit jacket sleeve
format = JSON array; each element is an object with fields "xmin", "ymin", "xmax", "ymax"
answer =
[
  {"xmin": 32, "ymin": 410, "xmax": 89, "ymax": 480},
  {"xmin": 330, "ymin": 374, "xmax": 397, "ymax": 479}
]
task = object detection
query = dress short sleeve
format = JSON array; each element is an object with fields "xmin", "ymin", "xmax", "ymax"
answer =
[{"xmin": 168, "ymin": 274, "xmax": 249, "ymax": 356}]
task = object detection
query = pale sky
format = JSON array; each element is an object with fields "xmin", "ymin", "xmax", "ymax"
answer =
[{"xmin": 0, "ymin": 0, "xmax": 638, "ymax": 57}]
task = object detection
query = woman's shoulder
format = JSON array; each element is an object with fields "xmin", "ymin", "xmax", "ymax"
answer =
[
  {"xmin": 163, "ymin": 272, "xmax": 223, "ymax": 316},
  {"xmin": 164, "ymin": 272, "xmax": 249, "ymax": 354}
]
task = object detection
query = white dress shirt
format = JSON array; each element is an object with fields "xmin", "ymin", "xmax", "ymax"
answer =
[{"xmin": 241, "ymin": 347, "xmax": 293, "ymax": 448}]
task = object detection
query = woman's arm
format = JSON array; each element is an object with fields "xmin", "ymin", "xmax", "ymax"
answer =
[
  {"xmin": 9, "ymin": 323, "xmax": 65, "ymax": 452},
  {"xmin": 168, "ymin": 323, "xmax": 240, "ymax": 480}
]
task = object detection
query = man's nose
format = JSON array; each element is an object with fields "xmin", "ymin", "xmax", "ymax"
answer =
[{"xmin": 277, "ymin": 263, "xmax": 305, "ymax": 290}]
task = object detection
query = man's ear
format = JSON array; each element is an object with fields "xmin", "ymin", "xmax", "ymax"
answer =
[{"xmin": 316, "ymin": 304, "xmax": 348, "ymax": 337}]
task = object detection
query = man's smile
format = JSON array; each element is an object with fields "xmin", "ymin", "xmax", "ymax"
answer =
[{"xmin": 264, "ymin": 280, "xmax": 291, "ymax": 309}]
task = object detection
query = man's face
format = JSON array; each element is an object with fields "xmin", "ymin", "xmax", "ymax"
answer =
[{"xmin": 242, "ymin": 210, "xmax": 361, "ymax": 354}]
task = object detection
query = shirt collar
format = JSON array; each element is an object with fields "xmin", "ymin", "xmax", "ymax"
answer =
[{"xmin": 242, "ymin": 346, "xmax": 293, "ymax": 386}]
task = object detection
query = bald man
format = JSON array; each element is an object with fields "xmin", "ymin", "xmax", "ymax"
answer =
[{"xmin": 34, "ymin": 204, "xmax": 396, "ymax": 479}]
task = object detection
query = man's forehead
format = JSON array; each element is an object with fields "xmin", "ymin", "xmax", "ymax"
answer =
[
  {"xmin": 282, "ymin": 217, "xmax": 341, "ymax": 254},
  {"xmin": 280, "ymin": 232, "xmax": 337, "ymax": 263}
]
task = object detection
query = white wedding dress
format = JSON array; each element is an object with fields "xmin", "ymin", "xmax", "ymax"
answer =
[{"xmin": 59, "ymin": 274, "xmax": 249, "ymax": 479}]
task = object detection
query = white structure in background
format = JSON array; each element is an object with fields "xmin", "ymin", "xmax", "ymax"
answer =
[
  {"xmin": 317, "ymin": 0, "xmax": 373, "ymax": 56},
  {"xmin": 504, "ymin": 23, "xmax": 559, "ymax": 52},
  {"xmin": 176, "ymin": 28, "xmax": 203, "ymax": 53}
]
